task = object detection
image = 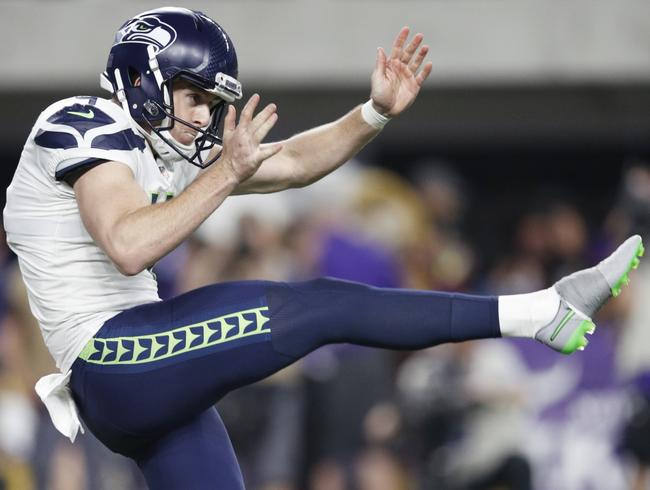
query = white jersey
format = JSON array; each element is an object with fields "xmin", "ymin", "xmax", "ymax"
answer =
[{"xmin": 3, "ymin": 96, "xmax": 200, "ymax": 372}]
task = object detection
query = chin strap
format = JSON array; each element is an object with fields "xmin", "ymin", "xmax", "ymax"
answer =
[{"xmin": 146, "ymin": 130, "xmax": 196, "ymax": 164}]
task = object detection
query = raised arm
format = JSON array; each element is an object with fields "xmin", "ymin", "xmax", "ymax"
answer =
[
  {"xmin": 75, "ymin": 97, "xmax": 281, "ymax": 276},
  {"xmin": 233, "ymin": 27, "xmax": 432, "ymax": 195}
]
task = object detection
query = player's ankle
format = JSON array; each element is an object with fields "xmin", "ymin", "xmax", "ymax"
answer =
[{"xmin": 498, "ymin": 287, "xmax": 560, "ymax": 338}]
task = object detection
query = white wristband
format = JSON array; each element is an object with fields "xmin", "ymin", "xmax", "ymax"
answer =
[{"xmin": 361, "ymin": 100, "xmax": 391, "ymax": 130}]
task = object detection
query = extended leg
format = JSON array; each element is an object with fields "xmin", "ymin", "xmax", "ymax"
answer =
[
  {"xmin": 73, "ymin": 235, "xmax": 644, "ymax": 456},
  {"xmin": 73, "ymin": 278, "xmax": 500, "ymax": 441},
  {"xmin": 266, "ymin": 277, "xmax": 500, "ymax": 359}
]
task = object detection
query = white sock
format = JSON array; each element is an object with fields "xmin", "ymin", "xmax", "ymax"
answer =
[{"xmin": 498, "ymin": 287, "xmax": 561, "ymax": 338}]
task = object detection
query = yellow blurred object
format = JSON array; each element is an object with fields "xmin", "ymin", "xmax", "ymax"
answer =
[
  {"xmin": 0, "ymin": 454, "xmax": 34, "ymax": 490},
  {"xmin": 351, "ymin": 168, "xmax": 430, "ymax": 250}
]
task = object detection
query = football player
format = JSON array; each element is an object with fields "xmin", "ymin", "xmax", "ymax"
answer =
[{"xmin": 2, "ymin": 7, "xmax": 643, "ymax": 489}]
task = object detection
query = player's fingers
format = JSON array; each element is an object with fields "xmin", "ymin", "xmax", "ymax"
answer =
[
  {"xmin": 223, "ymin": 105, "xmax": 236, "ymax": 135},
  {"xmin": 389, "ymin": 27, "xmax": 409, "ymax": 59},
  {"xmin": 255, "ymin": 111, "xmax": 279, "ymax": 141},
  {"xmin": 415, "ymin": 61, "xmax": 433, "ymax": 86},
  {"xmin": 251, "ymin": 103, "xmax": 277, "ymax": 132},
  {"xmin": 375, "ymin": 47, "xmax": 387, "ymax": 76},
  {"xmin": 400, "ymin": 33, "xmax": 423, "ymax": 64},
  {"xmin": 409, "ymin": 45, "xmax": 429, "ymax": 73},
  {"xmin": 240, "ymin": 93, "xmax": 260, "ymax": 123},
  {"xmin": 258, "ymin": 142, "xmax": 283, "ymax": 162},
  {"xmin": 373, "ymin": 47, "xmax": 388, "ymax": 81}
]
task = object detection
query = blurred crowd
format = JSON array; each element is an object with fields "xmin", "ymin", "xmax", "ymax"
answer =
[{"xmin": 0, "ymin": 159, "xmax": 649, "ymax": 490}]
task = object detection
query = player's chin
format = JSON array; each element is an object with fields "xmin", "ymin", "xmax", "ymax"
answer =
[{"xmin": 172, "ymin": 130, "xmax": 197, "ymax": 146}]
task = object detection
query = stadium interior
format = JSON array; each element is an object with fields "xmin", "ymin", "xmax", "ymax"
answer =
[{"xmin": 1, "ymin": 1, "xmax": 649, "ymax": 489}]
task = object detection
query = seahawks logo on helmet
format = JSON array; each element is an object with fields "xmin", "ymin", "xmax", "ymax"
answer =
[{"xmin": 115, "ymin": 16, "xmax": 177, "ymax": 52}]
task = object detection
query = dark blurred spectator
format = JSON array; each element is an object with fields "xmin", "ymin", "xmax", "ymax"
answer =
[
  {"xmin": 545, "ymin": 203, "xmax": 589, "ymax": 282},
  {"xmin": 409, "ymin": 163, "xmax": 475, "ymax": 291},
  {"xmin": 606, "ymin": 160, "xmax": 650, "ymax": 244},
  {"xmin": 610, "ymin": 161, "xmax": 650, "ymax": 490},
  {"xmin": 396, "ymin": 341, "xmax": 533, "ymax": 490},
  {"xmin": 410, "ymin": 163, "xmax": 468, "ymax": 236},
  {"xmin": 354, "ymin": 446, "xmax": 410, "ymax": 490}
]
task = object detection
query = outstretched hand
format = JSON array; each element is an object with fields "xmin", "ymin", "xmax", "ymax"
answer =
[
  {"xmin": 219, "ymin": 94, "xmax": 282, "ymax": 183},
  {"xmin": 370, "ymin": 27, "xmax": 433, "ymax": 118}
]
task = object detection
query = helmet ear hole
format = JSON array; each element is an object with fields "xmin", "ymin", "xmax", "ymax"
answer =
[{"xmin": 128, "ymin": 66, "xmax": 141, "ymax": 87}]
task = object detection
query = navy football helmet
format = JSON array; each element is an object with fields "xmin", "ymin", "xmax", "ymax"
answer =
[{"xmin": 100, "ymin": 7, "xmax": 242, "ymax": 168}]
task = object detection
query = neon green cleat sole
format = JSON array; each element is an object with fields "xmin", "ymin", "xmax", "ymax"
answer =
[
  {"xmin": 611, "ymin": 241, "xmax": 644, "ymax": 297},
  {"xmin": 559, "ymin": 319, "xmax": 596, "ymax": 355}
]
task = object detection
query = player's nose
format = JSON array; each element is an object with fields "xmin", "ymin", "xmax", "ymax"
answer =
[{"xmin": 193, "ymin": 104, "xmax": 211, "ymax": 128}]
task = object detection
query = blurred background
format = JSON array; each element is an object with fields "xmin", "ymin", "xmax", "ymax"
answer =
[{"xmin": 1, "ymin": 0, "xmax": 650, "ymax": 489}]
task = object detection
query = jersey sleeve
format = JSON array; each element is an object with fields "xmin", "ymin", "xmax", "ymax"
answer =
[{"xmin": 33, "ymin": 97, "xmax": 146, "ymax": 182}]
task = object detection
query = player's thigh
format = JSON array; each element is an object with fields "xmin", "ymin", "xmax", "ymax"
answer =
[
  {"xmin": 74, "ymin": 280, "xmax": 293, "ymax": 435},
  {"xmin": 137, "ymin": 408, "xmax": 245, "ymax": 490}
]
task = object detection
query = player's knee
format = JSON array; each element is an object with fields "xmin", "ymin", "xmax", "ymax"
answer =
[
  {"xmin": 287, "ymin": 276, "xmax": 374, "ymax": 294},
  {"xmin": 264, "ymin": 277, "xmax": 369, "ymax": 359}
]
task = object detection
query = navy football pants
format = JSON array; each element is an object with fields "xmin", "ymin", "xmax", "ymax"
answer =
[{"xmin": 70, "ymin": 278, "xmax": 500, "ymax": 489}]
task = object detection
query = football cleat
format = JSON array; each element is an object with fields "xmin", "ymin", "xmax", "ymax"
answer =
[{"xmin": 536, "ymin": 235, "xmax": 644, "ymax": 354}]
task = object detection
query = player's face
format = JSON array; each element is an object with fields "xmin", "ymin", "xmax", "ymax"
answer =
[{"xmin": 171, "ymin": 80, "xmax": 218, "ymax": 146}]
